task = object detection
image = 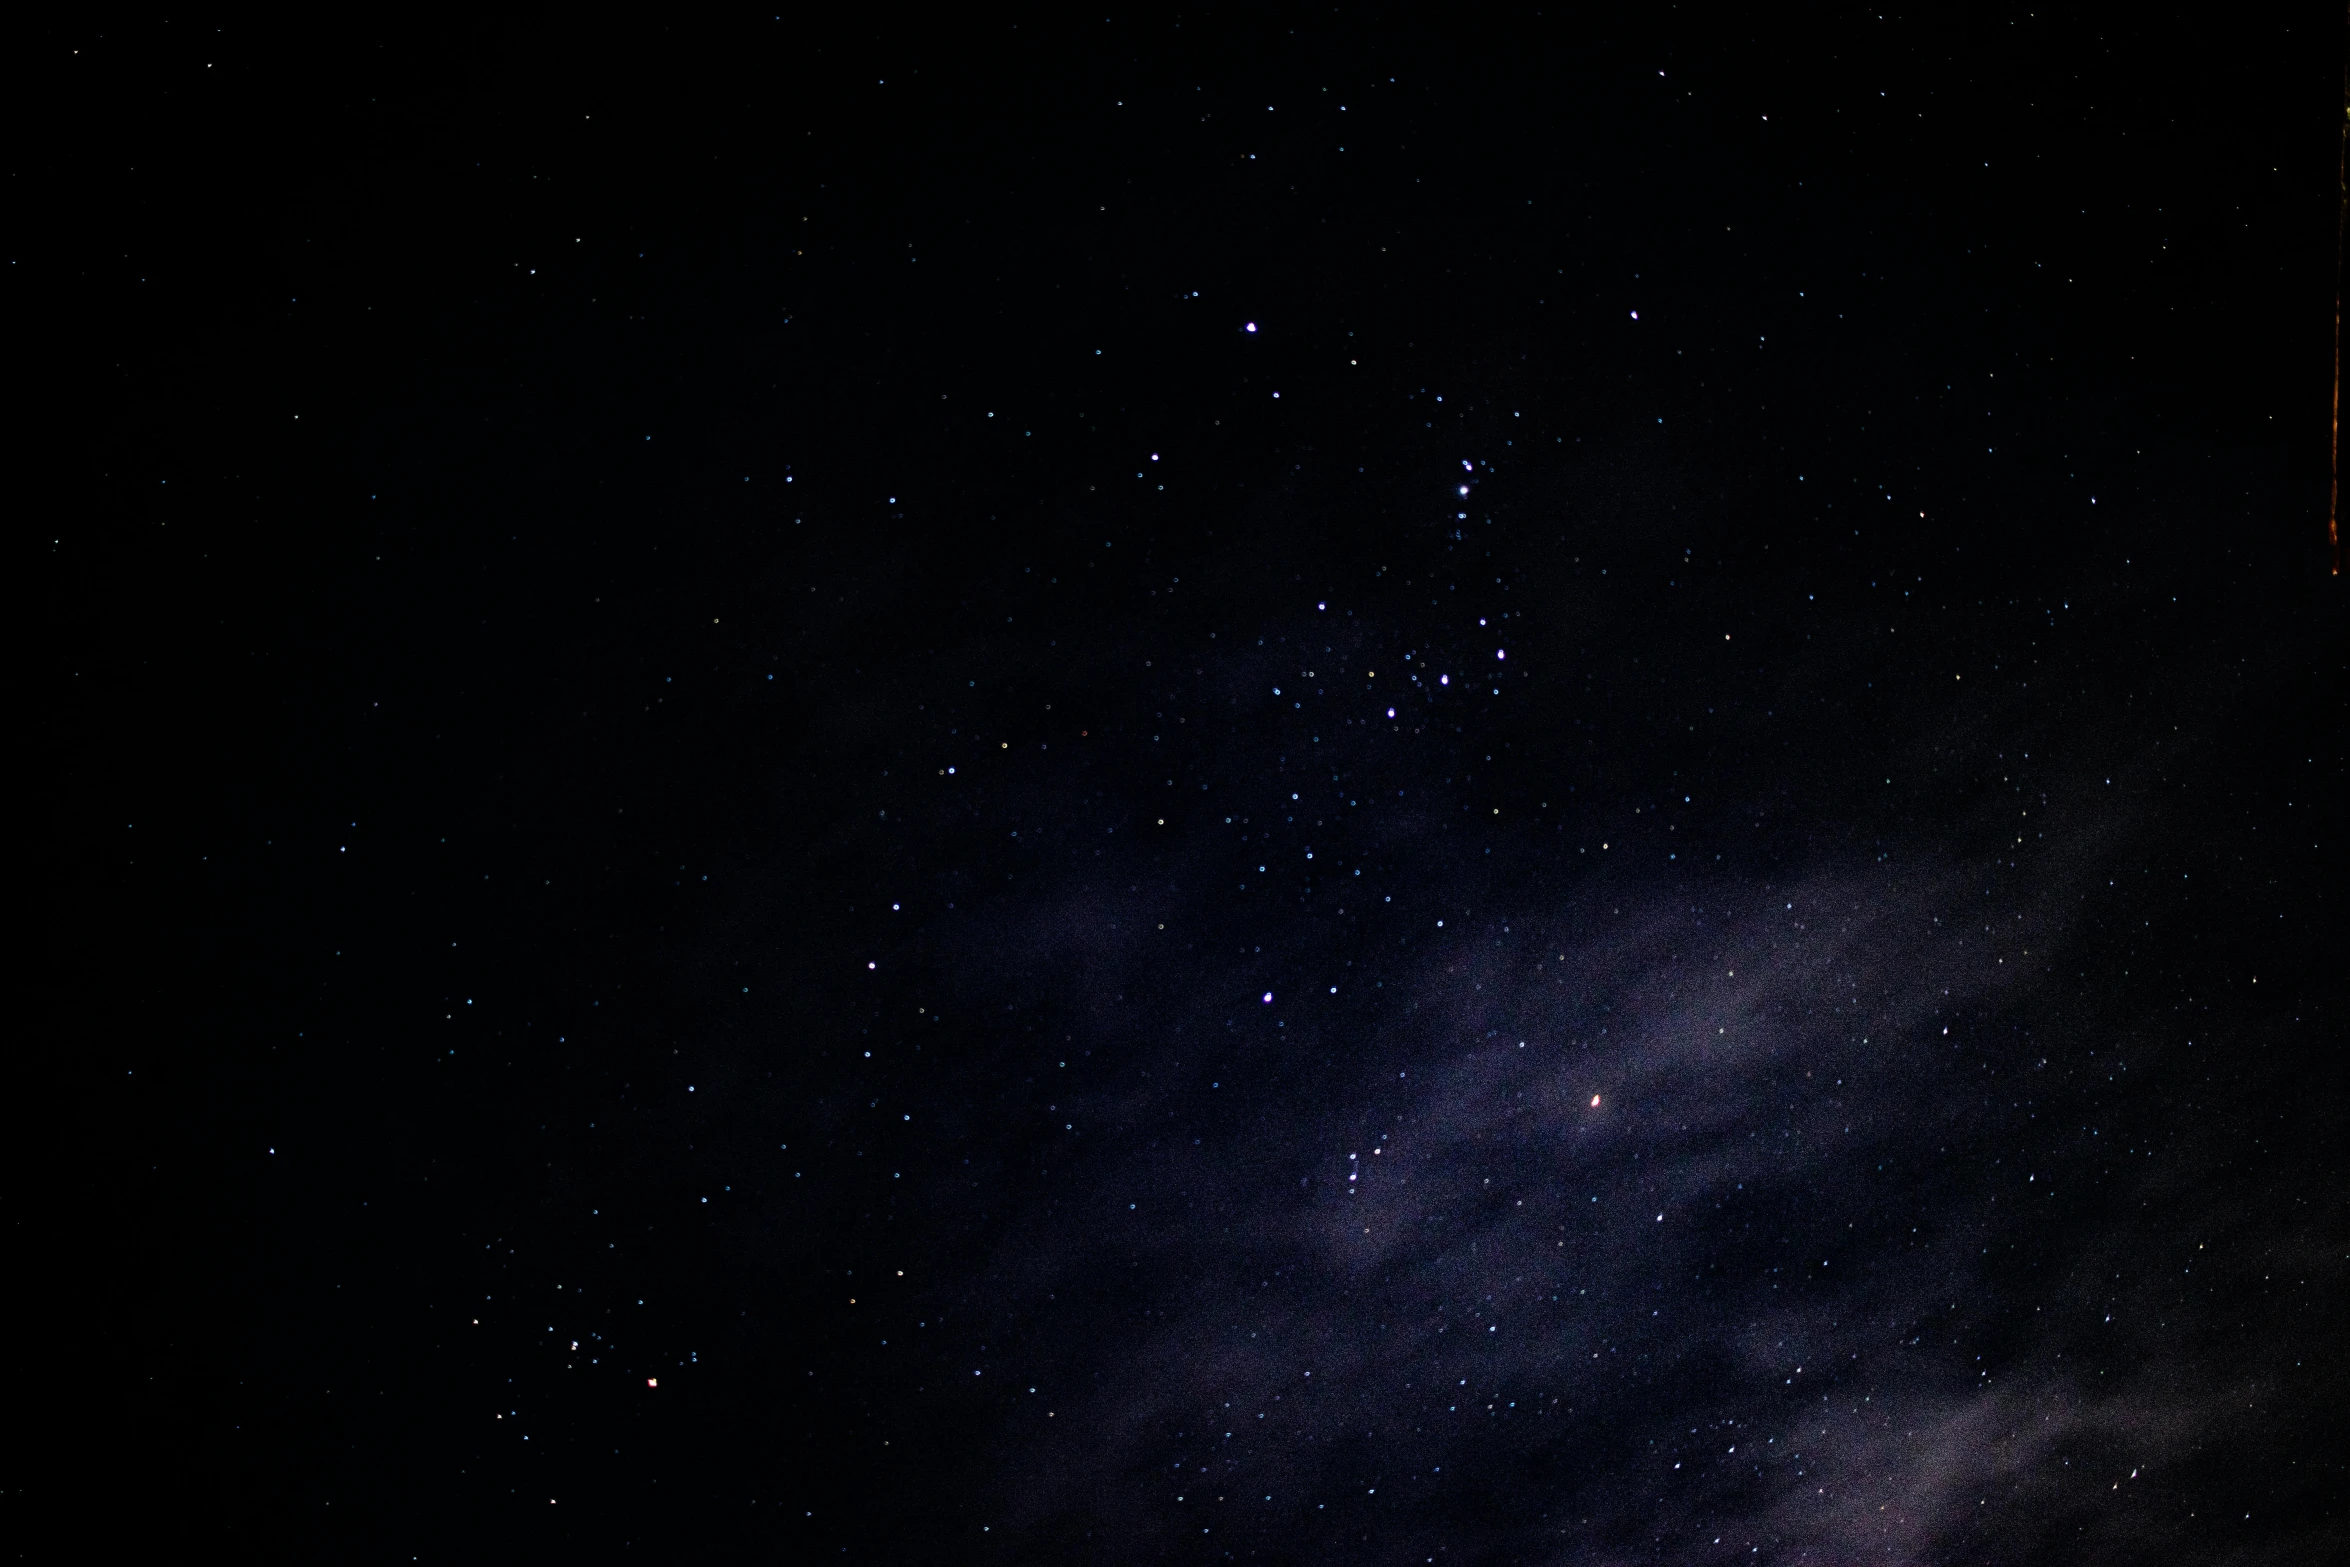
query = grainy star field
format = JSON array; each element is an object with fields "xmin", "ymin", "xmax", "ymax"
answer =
[{"xmin": 39, "ymin": 5, "xmax": 2348, "ymax": 1563}]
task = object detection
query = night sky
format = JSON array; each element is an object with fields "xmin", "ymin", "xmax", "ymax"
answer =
[{"xmin": 40, "ymin": 5, "xmax": 2349, "ymax": 1562}]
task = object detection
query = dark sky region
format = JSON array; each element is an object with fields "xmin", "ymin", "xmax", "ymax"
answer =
[{"xmin": 34, "ymin": 4, "xmax": 2348, "ymax": 1563}]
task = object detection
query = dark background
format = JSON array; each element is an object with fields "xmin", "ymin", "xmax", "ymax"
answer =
[{"xmin": 30, "ymin": 3, "xmax": 2347, "ymax": 1561}]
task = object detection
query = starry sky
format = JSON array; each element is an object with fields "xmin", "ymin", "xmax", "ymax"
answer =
[{"xmin": 39, "ymin": 4, "xmax": 2348, "ymax": 1562}]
